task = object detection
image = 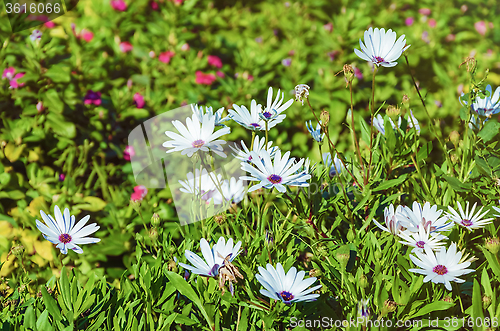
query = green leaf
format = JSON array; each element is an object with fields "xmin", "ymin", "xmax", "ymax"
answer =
[
  {"xmin": 472, "ymin": 279, "xmax": 484, "ymax": 323},
  {"xmin": 164, "ymin": 271, "xmax": 213, "ymax": 328},
  {"xmin": 478, "ymin": 120, "xmax": 500, "ymax": 142},
  {"xmin": 46, "ymin": 113, "xmax": 76, "ymax": 138},
  {"xmin": 373, "ymin": 174, "xmax": 408, "ymax": 192},
  {"xmin": 45, "ymin": 64, "xmax": 71, "ymax": 83},
  {"xmin": 24, "ymin": 304, "xmax": 36, "ymax": 329},
  {"xmin": 442, "ymin": 175, "xmax": 472, "ymax": 192},
  {"xmin": 43, "ymin": 89, "xmax": 64, "ymax": 113},
  {"xmin": 408, "ymin": 301, "xmax": 454, "ymax": 318},
  {"xmin": 41, "ymin": 286, "xmax": 63, "ymax": 322},
  {"xmin": 481, "ymin": 247, "xmax": 500, "ymax": 280},
  {"xmin": 384, "ymin": 117, "xmax": 396, "ymax": 154},
  {"xmin": 73, "ymin": 197, "xmax": 107, "ymax": 212},
  {"xmin": 36, "ymin": 310, "xmax": 54, "ymax": 331}
]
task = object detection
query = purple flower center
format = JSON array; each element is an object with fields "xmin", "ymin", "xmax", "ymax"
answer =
[
  {"xmin": 279, "ymin": 290, "xmax": 294, "ymax": 303},
  {"xmin": 268, "ymin": 174, "xmax": 282, "ymax": 184},
  {"xmin": 250, "ymin": 123, "xmax": 261, "ymax": 128},
  {"xmin": 59, "ymin": 233, "xmax": 72, "ymax": 244},
  {"xmin": 192, "ymin": 139, "xmax": 205, "ymax": 148},
  {"xmin": 461, "ymin": 219, "xmax": 473, "ymax": 227},
  {"xmin": 373, "ymin": 56, "xmax": 387, "ymax": 64},
  {"xmin": 416, "ymin": 241, "xmax": 426, "ymax": 249},
  {"xmin": 263, "ymin": 111, "xmax": 272, "ymax": 119},
  {"xmin": 85, "ymin": 90, "xmax": 100, "ymax": 100},
  {"xmin": 433, "ymin": 265, "xmax": 448, "ymax": 275}
]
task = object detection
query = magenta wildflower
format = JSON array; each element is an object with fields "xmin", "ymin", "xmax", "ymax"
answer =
[
  {"xmin": 208, "ymin": 55, "xmax": 223, "ymax": 68},
  {"xmin": 84, "ymin": 90, "xmax": 102, "ymax": 105},
  {"xmin": 120, "ymin": 42, "xmax": 133, "ymax": 53},
  {"xmin": 131, "ymin": 185, "xmax": 148, "ymax": 201},
  {"xmin": 111, "ymin": 0, "xmax": 127, "ymax": 11},
  {"xmin": 159, "ymin": 51, "xmax": 175, "ymax": 63},
  {"xmin": 133, "ymin": 93, "xmax": 145, "ymax": 108},
  {"xmin": 195, "ymin": 71, "xmax": 216, "ymax": 85},
  {"xmin": 124, "ymin": 145, "xmax": 135, "ymax": 161}
]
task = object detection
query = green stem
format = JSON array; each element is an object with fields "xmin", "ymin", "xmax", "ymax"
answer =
[
  {"xmin": 349, "ymin": 81, "xmax": 365, "ymax": 182},
  {"xmin": 250, "ymin": 131, "xmax": 256, "ymax": 151},
  {"xmin": 265, "ymin": 121, "xmax": 269, "ymax": 147},
  {"xmin": 366, "ymin": 66, "xmax": 378, "ymax": 185}
]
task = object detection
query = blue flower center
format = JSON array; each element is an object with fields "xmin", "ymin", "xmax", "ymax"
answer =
[
  {"xmin": 416, "ymin": 241, "xmax": 425, "ymax": 249},
  {"xmin": 461, "ymin": 219, "xmax": 473, "ymax": 227},
  {"xmin": 250, "ymin": 123, "xmax": 261, "ymax": 128},
  {"xmin": 279, "ymin": 290, "xmax": 294, "ymax": 303},
  {"xmin": 267, "ymin": 174, "xmax": 282, "ymax": 184},
  {"xmin": 59, "ymin": 233, "xmax": 72, "ymax": 244},
  {"xmin": 433, "ymin": 265, "xmax": 448, "ymax": 275},
  {"xmin": 192, "ymin": 139, "xmax": 205, "ymax": 148},
  {"xmin": 263, "ymin": 111, "xmax": 272, "ymax": 119}
]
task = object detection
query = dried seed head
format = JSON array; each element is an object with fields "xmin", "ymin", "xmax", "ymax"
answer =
[
  {"xmin": 449, "ymin": 130, "xmax": 460, "ymax": 146},
  {"xmin": 320, "ymin": 110, "xmax": 330, "ymax": 126},
  {"xmin": 151, "ymin": 213, "xmax": 160, "ymax": 227},
  {"xmin": 214, "ymin": 213, "xmax": 226, "ymax": 225},
  {"xmin": 459, "ymin": 56, "xmax": 476, "ymax": 73}
]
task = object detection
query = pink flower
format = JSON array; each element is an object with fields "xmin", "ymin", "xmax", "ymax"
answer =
[
  {"xmin": 428, "ymin": 18, "xmax": 436, "ymax": 28},
  {"xmin": 84, "ymin": 90, "xmax": 102, "ymax": 105},
  {"xmin": 2, "ymin": 67, "xmax": 15, "ymax": 80},
  {"xmin": 133, "ymin": 93, "xmax": 145, "ymax": 108},
  {"xmin": 195, "ymin": 71, "xmax": 216, "ymax": 85},
  {"xmin": 124, "ymin": 145, "xmax": 135, "ymax": 160},
  {"xmin": 149, "ymin": 51, "xmax": 156, "ymax": 58},
  {"xmin": 405, "ymin": 17, "xmax": 414, "ymax": 26},
  {"xmin": 216, "ymin": 71, "xmax": 225, "ymax": 78},
  {"xmin": 248, "ymin": 75, "xmax": 254, "ymax": 82},
  {"xmin": 36, "ymin": 101, "xmax": 44, "ymax": 112},
  {"xmin": 159, "ymin": 51, "xmax": 175, "ymax": 63},
  {"xmin": 127, "ymin": 79, "xmax": 133, "ymax": 89},
  {"xmin": 323, "ymin": 23, "xmax": 333, "ymax": 33},
  {"xmin": 419, "ymin": 8, "xmax": 431, "ymax": 15},
  {"xmin": 150, "ymin": 1, "xmax": 158, "ymax": 10},
  {"xmin": 475, "ymin": 21, "xmax": 487, "ymax": 36},
  {"xmin": 81, "ymin": 29, "xmax": 94, "ymax": 42},
  {"xmin": 327, "ymin": 50, "xmax": 339, "ymax": 61},
  {"xmin": 120, "ymin": 42, "xmax": 133, "ymax": 53},
  {"xmin": 9, "ymin": 73, "xmax": 25, "ymax": 89},
  {"xmin": 461, "ymin": 5, "xmax": 468, "ymax": 13},
  {"xmin": 131, "ymin": 185, "xmax": 148, "ymax": 201},
  {"xmin": 44, "ymin": 21, "xmax": 55, "ymax": 28},
  {"xmin": 111, "ymin": 0, "xmax": 127, "ymax": 11},
  {"xmin": 59, "ymin": 174, "xmax": 65, "ymax": 181},
  {"xmin": 181, "ymin": 43, "xmax": 190, "ymax": 51},
  {"xmin": 354, "ymin": 67, "xmax": 363, "ymax": 80},
  {"xmin": 207, "ymin": 55, "xmax": 223, "ymax": 68}
]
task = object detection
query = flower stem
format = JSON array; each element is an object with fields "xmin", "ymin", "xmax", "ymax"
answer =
[
  {"xmin": 265, "ymin": 121, "xmax": 269, "ymax": 147},
  {"xmin": 366, "ymin": 66, "xmax": 378, "ymax": 185},
  {"xmin": 349, "ymin": 81, "xmax": 365, "ymax": 182},
  {"xmin": 250, "ymin": 131, "xmax": 256, "ymax": 151}
]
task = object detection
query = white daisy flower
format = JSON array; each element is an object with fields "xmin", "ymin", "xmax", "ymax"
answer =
[
  {"xmin": 409, "ymin": 242, "xmax": 475, "ymax": 291},
  {"xmin": 35, "ymin": 205, "xmax": 100, "ymax": 254},
  {"xmin": 255, "ymin": 263, "xmax": 322, "ymax": 304},
  {"xmin": 178, "ymin": 168, "xmax": 223, "ymax": 203},
  {"xmin": 398, "ymin": 110, "xmax": 420, "ymax": 134},
  {"xmin": 30, "ymin": 29, "xmax": 42, "ymax": 42},
  {"xmin": 322, "ymin": 152, "xmax": 345, "ymax": 177},
  {"xmin": 230, "ymin": 135, "xmax": 278, "ymax": 163},
  {"xmin": 212, "ymin": 177, "xmax": 246, "ymax": 205},
  {"xmin": 295, "ymin": 84, "xmax": 310, "ymax": 106},
  {"xmin": 163, "ymin": 113, "xmax": 230, "ymax": 158},
  {"xmin": 192, "ymin": 104, "xmax": 230, "ymax": 127},
  {"xmin": 460, "ymin": 85, "xmax": 500, "ymax": 118},
  {"xmin": 295, "ymin": 157, "xmax": 316, "ymax": 176},
  {"xmin": 398, "ymin": 226, "xmax": 447, "ymax": 253},
  {"xmin": 397, "ymin": 201, "xmax": 454, "ymax": 234},
  {"xmin": 447, "ymin": 201, "xmax": 493, "ymax": 231},
  {"xmin": 240, "ymin": 149, "xmax": 311, "ymax": 193},
  {"xmin": 178, "ymin": 237, "xmax": 242, "ymax": 277},
  {"xmin": 373, "ymin": 204, "xmax": 404, "ymax": 235},
  {"xmin": 261, "ymin": 87, "xmax": 293, "ymax": 120},
  {"xmin": 354, "ymin": 27, "xmax": 410, "ymax": 68},
  {"xmin": 229, "ymin": 100, "xmax": 284, "ymax": 132},
  {"xmin": 373, "ymin": 114, "xmax": 396, "ymax": 135},
  {"xmin": 306, "ymin": 120, "xmax": 324, "ymax": 143}
]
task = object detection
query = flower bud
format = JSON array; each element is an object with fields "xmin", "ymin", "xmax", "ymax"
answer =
[
  {"xmin": 151, "ymin": 213, "xmax": 160, "ymax": 227},
  {"xmin": 342, "ymin": 64, "xmax": 354, "ymax": 86},
  {"xmin": 358, "ymin": 273, "xmax": 369, "ymax": 288},
  {"xmin": 449, "ymin": 130, "xmax": 460, "ymax": 146},
  {"xmin": 485, "ymin": 237, "xmax": 500, "ymax": 255},
  {"xmin": 135, "ymin": 233, "xmax": 143, "ymax": 242},
  {"xmin": 442, "ymin": 295, "xmax": 453, "ymax": 303},
  {"xmin": 36, "ymin": 101, "xmax": 44, "ymax": 113},
  {"xmin": 374, "ymin": 249, "xmax": 382, "ymax": 260},
  {"xmin": 320, "ymin": 110, "xmax": 330, "ymax": 126},
  {"xmin": 346, "ymin": 227, "xmax": 356, "ymax": 242},
  {"xmin": 386, "ymin": 105, "xmax": 401, "ymax": 120},
  {"xmin": 214, "ymin": 213, "xmax": 226, "ymax": 225},
  {"xmin": 483, "ymin": 295, "xmax": 492, "ymax": 309},
  {"xmin": 382, "ymin": 299, "xmax": 397, "ymax": 315},
  {"xmin": 402, "ymin": 94, "xmax": 410, "ymax": 107},
  {"xmin": 11, "ymin": 245, "xmax": 25, "ymax": 260},
  {"xmin": 265, "ymin": 229, "xmax": 274, "ymax": 249},
  {"xmin": 309, "ymin": 268, "xmax": 322, "ymax": 277},
  {"xmin": 167, "ymin": 259, "xmax": 177, "ymax": 272},
  {"xmin": 149, "ymin": 228, "xmax": 158, "ymax": 242}
]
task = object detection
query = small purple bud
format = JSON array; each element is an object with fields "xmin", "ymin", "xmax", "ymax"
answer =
[
  {"xmin": 282, "ymin": 58, "xmax": 292, "ymax": 67},
  {"xmin": 59, "ymin": 174, "xmax": 65, "ymax": 181}
]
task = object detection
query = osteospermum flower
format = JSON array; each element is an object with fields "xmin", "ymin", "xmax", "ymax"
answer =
[
  {"xmin": 230, "ymin": 135, "xmax": 278, "ymax": 163},
  {"xmin": 460, "ymin": 85, "xmax": 500, "ymax": 118},
  {"xmin": 409, "ymin": 243, "xmax": 475, "ymax": 291},
  {"xmin": 322, "ymin": 152, "xmax": 345, "ymax": 177},
  {"xmin": 373, "ymin": 204, "xmax": 404, "ymax": 235},
  {"xmin": 354, "ymin": 27, "xmax": 410, "ymax": 67},
  {"xmin": 163, "ymin": 113, "xmax": 230, "ymax": 157},
  {"xmin": 240, "ymin": 150, "xmax": 311, "ymax": 193},
  {"xmin": 447, "ymin": 201, "xmax": 493, "ymax": 231},
  {"xmin": 398, "ymin": 110, "xmax": 420, "ymax": 134},
  {"xmin": 178, "ymin": 237, "xmax": 242, "ymax": 277},
  {"xmin": 35, "ymin": 205, "xmax": 100, "ymax": 254},
  {"xmin": 192, "ymin": 104, "xmax": 230, "ymax": 127},
  {"xmin": 229, "ymin": 99, "xmax": 284, "ymax": 132},
  {"xmin": 178, "ymin": 168, "xmax": 222, "ymax": 202},
  {"xmin": 212, "ymin": 177, "xmax": 246, "ymax": 205},
  {"xmin": 306, "ymin": 120, "xmax": 324, "ymax": 143},
  {"xmin": 262, "ymin": 87, "xmax": 293, "ymax": 121},
  {"xmin": 255, "ymin": 263, "xmax": 322, "ymax": 304},
  {"xmin": 373, "ymin": 114, "xmax": 396, "ymax": 135},
  {"xmin": 30, "ymin": 29, "xmax": 42, "ymax": 41},
  {"xmin": 398, "ymin": 201, "xmax": 454, "ymax": 234},
  {"xmin": 398, "ymin": 226, "xmax": 447, "ymax": 253}
]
